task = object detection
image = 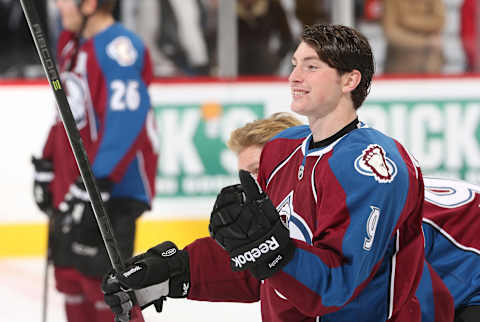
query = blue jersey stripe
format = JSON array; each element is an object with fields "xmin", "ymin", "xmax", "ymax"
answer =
[{"xmin": 91, "ymin": 24, "xmax": 150, "ymax": 178}]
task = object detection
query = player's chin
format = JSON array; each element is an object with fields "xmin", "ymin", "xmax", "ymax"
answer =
[{"xmin": 290, "ymin": 100, "xmax": 308, "ymax": 115}]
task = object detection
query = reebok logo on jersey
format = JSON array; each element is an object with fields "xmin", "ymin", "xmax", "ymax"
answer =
[
  {"xmin": 232, "ymin": 236, "xmax": 280, "ymax": 269},
  {"xmin": 354, "ymin": 144, "xmax": 398, "ymax": 183},
  {"xmin": 123, "ymin": 265, "xmax": 142, "ymax": 278}
]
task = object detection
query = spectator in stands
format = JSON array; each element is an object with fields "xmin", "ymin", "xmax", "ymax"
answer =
[
  {"xmin": 199, "ymin": 0, "xmax": 219, "ymax": 74},
  {"xmin": 382, "ymin": 0, "xmax": 445, "ymax": 74},
  {"xmin": 294, "ymin": 0, "xmax": 330, "ymax": 27},
  {"xmin": 0, "ymin": 0, "xmax": 47, "ymax": 78},
  {"xmin": 237, "ymin": 0, "xmax": 295, "ymax": 75},
  {"xmin": 293, "ymin": 1, "xmax": 366, "ymax": 29},
  {"xmin": 460, "ymin": 0, "xmax": 480, "ymax": 73},
  {"xmin": 121, "ymin": 0, "xmax": 210, "ymax": 77}
]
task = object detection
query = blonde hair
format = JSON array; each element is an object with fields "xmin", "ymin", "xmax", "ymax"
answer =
[{"xmin": 227, "ymin": 112, "xmax": 303, "ymax": 154}]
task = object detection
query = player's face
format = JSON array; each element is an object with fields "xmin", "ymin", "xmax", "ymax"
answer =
[
  {"xmin": 289, "ymin": 42, "xmax": 343, "ymax": 119},
  {"xmin": 56, "ymin": 0, "xmax": 83, "ymax": 33},
  {"xmin": 237, "ymin": 145, "xmax": 263, "ymax": 179}
]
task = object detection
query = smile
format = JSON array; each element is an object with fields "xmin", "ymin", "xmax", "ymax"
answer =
[{"xmin": 292, "ymin": 89, "xmax": 309, "ymax": 98}]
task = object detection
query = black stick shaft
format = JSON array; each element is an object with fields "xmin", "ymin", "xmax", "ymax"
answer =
[{"xmin": 19, "ymin": 0, "xmax": 125, "ymax": 274}]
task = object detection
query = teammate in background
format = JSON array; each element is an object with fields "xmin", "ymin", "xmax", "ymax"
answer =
[
  {"xmin": 227, "ymin": 113, "xmax": 303, "ymax": 178},
  {"xmin": 31, "ymin": 0, "xmax": 157, "ymax": 321},
  {"xmin": 102, "ymin": 25, "xmax": 455, "ymax": 321},
  {"xmin": 422, "ymin": 178, "xmax": 480, "ymax": 321}
]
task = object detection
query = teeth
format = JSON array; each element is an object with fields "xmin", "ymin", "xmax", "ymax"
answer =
[{"xmin": 292, "ymin": 89, "xmax": 307, "ymax": 97}]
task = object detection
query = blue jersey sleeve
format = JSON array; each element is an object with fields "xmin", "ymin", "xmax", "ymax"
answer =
[{"xmin": 423, "ymin": 220, "xmax": 480, "ymax": 308}]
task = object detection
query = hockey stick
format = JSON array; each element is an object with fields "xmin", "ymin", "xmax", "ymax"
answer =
[{"xmin": 19, "ymin": 1, "xmax": 135, "ymax": 321}]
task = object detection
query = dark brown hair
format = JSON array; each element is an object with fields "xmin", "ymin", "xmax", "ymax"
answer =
[{"xmin": 302, "ymin": 24, "xmax": 374, "ymax": 109}]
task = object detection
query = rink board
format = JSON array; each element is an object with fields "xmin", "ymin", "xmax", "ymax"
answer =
[
  {"xmin": 0, "ymin": 219, "xmax": 209, "ymax": 257},
  {"xmin": 1, "ymin": 76, "xmax": 479, "ymax": 257}
]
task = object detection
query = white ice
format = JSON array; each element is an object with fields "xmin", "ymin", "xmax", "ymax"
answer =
[{"xmin": 0, "ymin": 257, "xmax": 261, "ymax": 322}]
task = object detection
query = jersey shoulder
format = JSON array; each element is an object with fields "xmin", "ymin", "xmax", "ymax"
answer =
[
  {"xmin": 92, "ymin": 23, "xmax": 147, "ymax": 73},
  {"xmin": 270, "ymin": 125, "xmax": 311, "ymax": 141},
  {"xmin": 263, "ymin": 125, "xmax": 310, "ymax": 160},
  {"xmin": 329, "ymin": 127, "xmax": 414, "ymax": 185},
  {"xmin": 259, "ymin": 125, "xmax": 309, "ymax": 182},
  {"xmin": 333, "ymin": 127, "xmax": 405, "ymax": 162}
]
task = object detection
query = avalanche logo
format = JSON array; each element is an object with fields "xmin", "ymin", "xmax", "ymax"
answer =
[
  {"xmin": 277, "ymin": 191, "xmax": 313, "ymax": 245},
  {"xmin": 62, "ymin": 72, "xmax": 88, "ymax": 129},
  {"xmin": 107, "ymin": 36, "xmax": 138, "ymax": 67},
  {"xmin": 354, "ymin": 144, "xmax": 397, "ymax": 183}
]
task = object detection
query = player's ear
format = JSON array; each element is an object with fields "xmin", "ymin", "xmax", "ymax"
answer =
[{"xmin": 342, "ymin": 69, "xmax": 361, "ymax": 94}]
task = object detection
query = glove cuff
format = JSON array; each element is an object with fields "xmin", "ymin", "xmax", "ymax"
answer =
[
  {"xmin": 248, "ymin": 239, "xmax": 295, "ymax": 280},
  {"xmin": 32, "ymin": 156, "xmax": 53, "ymax": 171},
  {"xmin": 32, "ymin": 157, "xmax": 54, "ymax": 182},
  {"xmin": 229, "ymin": 220, "xmax": 294, "ymax": 279},
  {"xmin": 133, "ymin": 242, "xmax": 191, "ymax": 298},
  {"xmin": 167, "ymin": 250, "xmax": 190, "ymax": 298}
]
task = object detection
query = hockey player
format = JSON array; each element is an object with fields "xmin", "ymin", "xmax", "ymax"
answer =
[
  {"xmin": 101, "ymin": 25, "xmax": 455, "ymax": 321},
  {"xmin": 31, "ymin": 0, "xmax": 157, "ymax": 321},
  {"xmin": 422, "ymin": 177, "xmax": 480, "ymax": 321}
]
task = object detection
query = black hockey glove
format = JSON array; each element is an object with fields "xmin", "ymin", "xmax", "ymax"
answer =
[
  {"xmin": 31, "ymin": 156, "xmax": 54, "ymax": 215},
  {"xmin": 209, "ymin": 170, "xmax": 295, "ymax": 280},
  {"xmin": 102, "ymin": 241, "xmax": 190, "ymax": 318},
  {"xmin": 59, "ymin": 176, "xmax": 112, "ymax": 220}
]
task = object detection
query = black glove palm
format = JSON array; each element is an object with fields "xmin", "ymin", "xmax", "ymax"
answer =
[{"xmin": 209, "ymin": 170, "xmax": 295, "ymax": 280}]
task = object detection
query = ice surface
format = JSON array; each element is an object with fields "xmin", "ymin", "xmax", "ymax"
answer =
[{"xmin": 0, "ymin": 258, "xmax": 261, "ymax": 322}]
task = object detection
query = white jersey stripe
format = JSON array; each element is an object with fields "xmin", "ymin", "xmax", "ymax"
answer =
[
  {"xmin": 388, "ymin": 230, "xmax": 400, "ymax": 319},
  {"xmin": 422, "ymin": 218, "xmax": 480, "ymax": 256},
  {"xmin": 137, "ymin": 151, "xmax": 152, "ymax": 201},
  {"xmin": 266, "ymin": 145, "xmax": 302, "ymax": 189},
  {"xmin": 311, "ymin": 157, "xmax": 322, "ymax": 203}
]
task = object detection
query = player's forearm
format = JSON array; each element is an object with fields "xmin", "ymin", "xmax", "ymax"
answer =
[{"xmin": 186, "ymin": 237, "xmax": 261, "ymax": 302}]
